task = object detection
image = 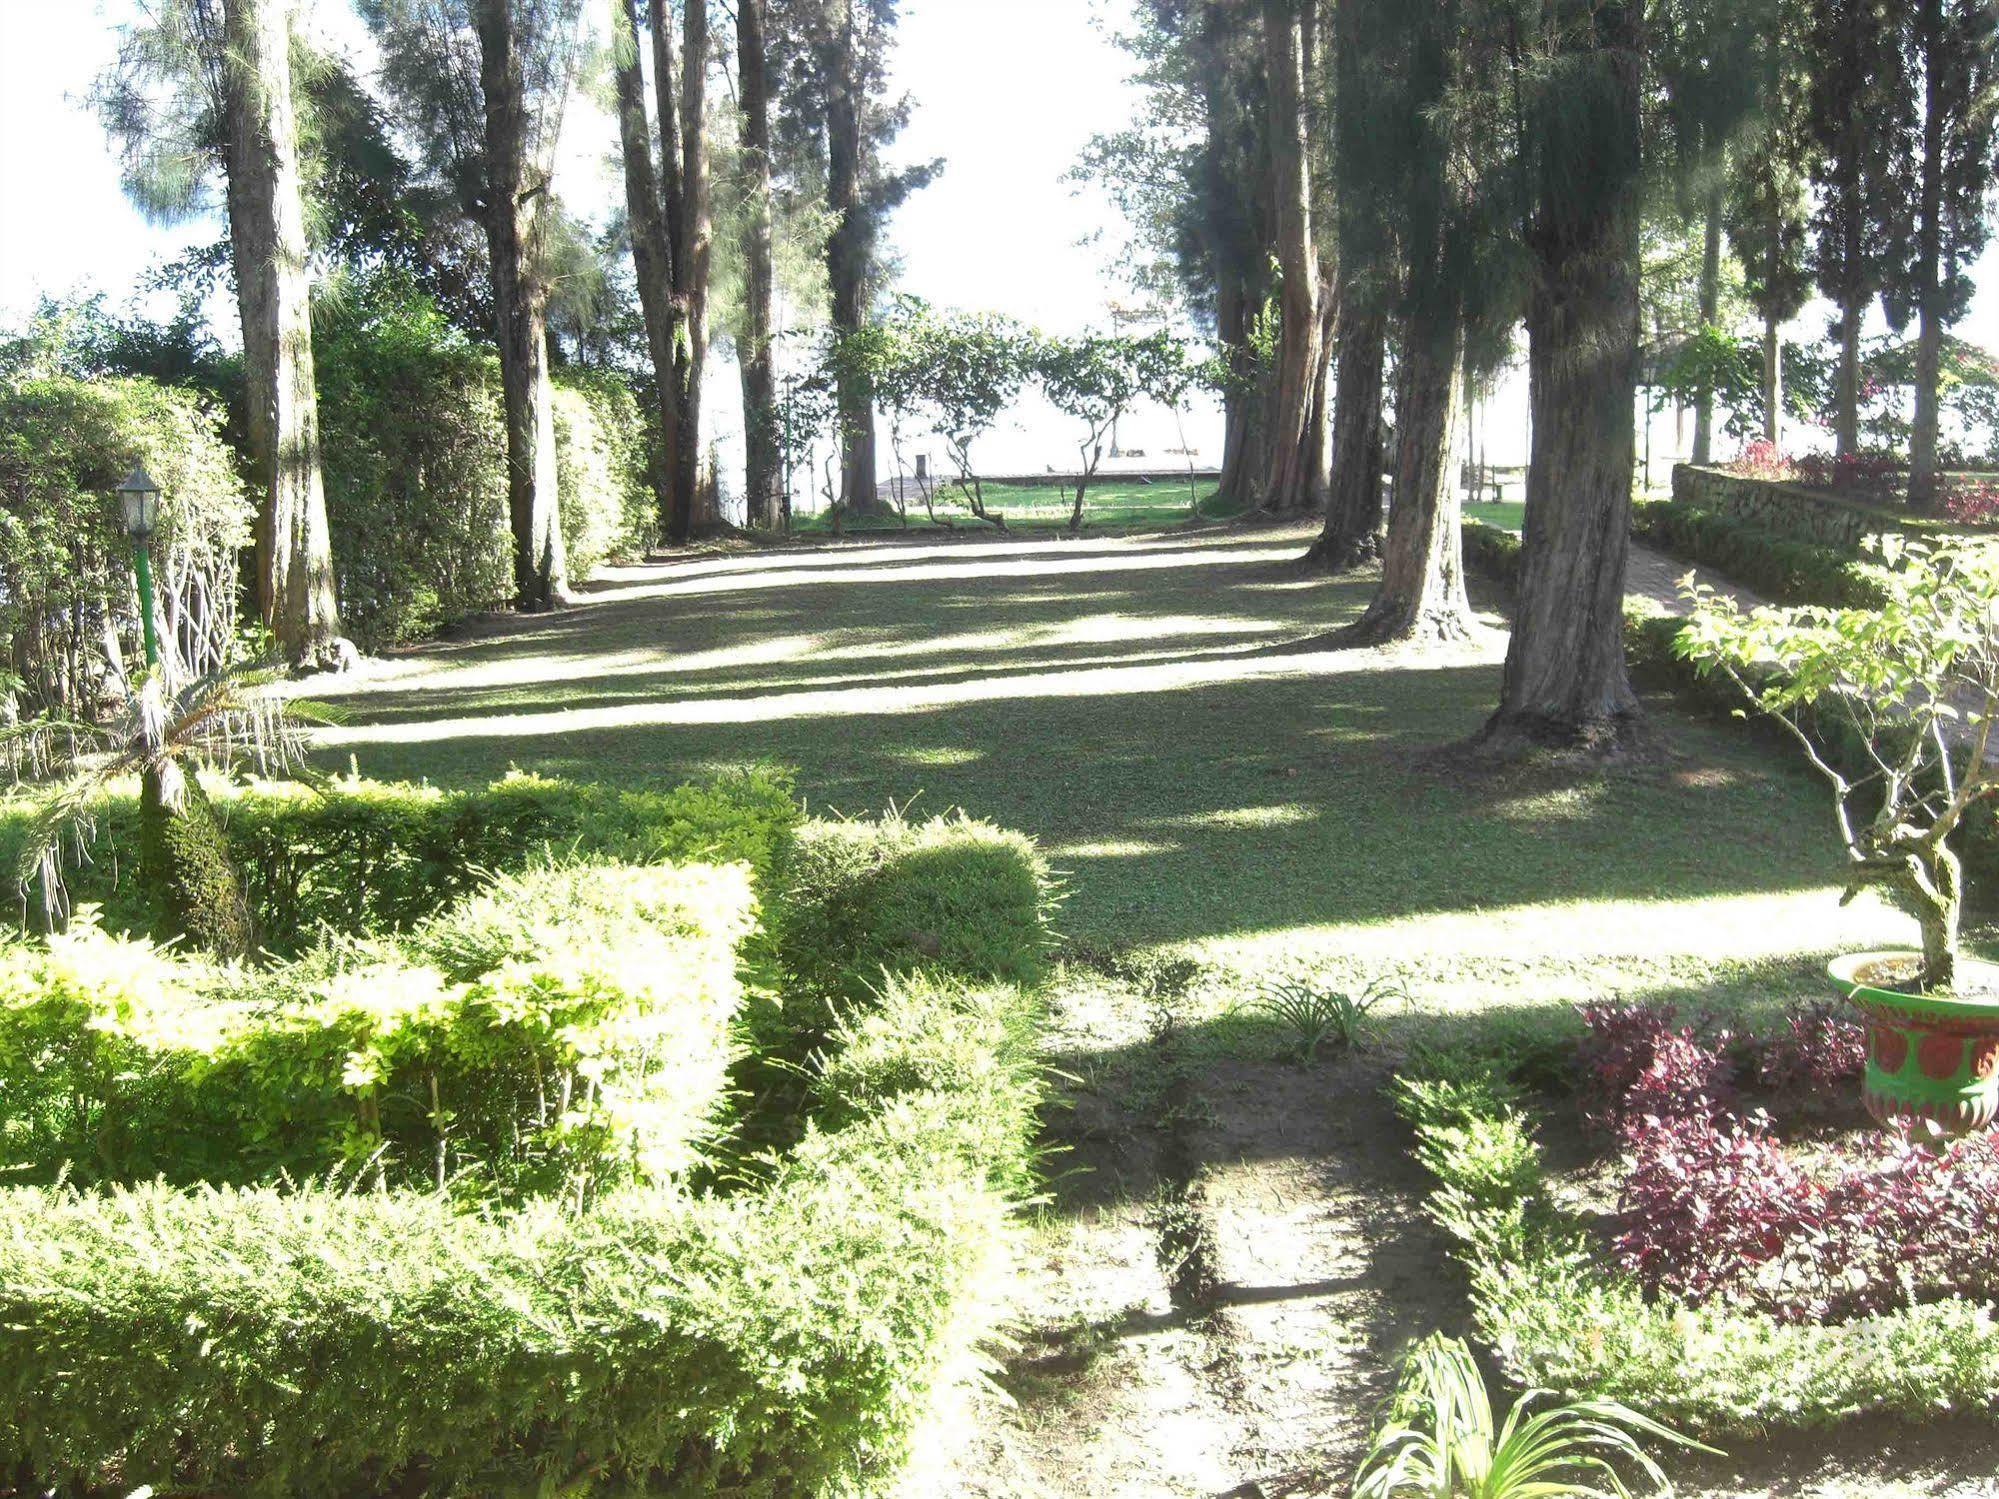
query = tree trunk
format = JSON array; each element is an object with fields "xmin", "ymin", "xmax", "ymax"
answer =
[
  {"xmin": 1347, "ymin": 319, "xmax": 1473, "ymax": 645},
  {"xmin": 827, "ymin": 0, "xmax": 878, "ymax": 514},
  {"xmin": 610, "ymin": 0, "xmax": 675, "ymax": 545},
  {"xmin": 738, "ymin": 0, "xmax": 781, "ymax": 529},
  {"xmin": 1908, "ymin": 0, "xmax": 1944, "ymax": 512},
  {"xmin": 1215, "ymin": 275, "xmax": 1263, "ymax": 510},
  {"xmin": 477, "ymin": 0, "xmax": 570, "ymax": 612},
  {"xmin": 1835, "ymin": 295, "xmax": 1863, "ymax": 459},
  {"xmin": 1479, "ymin": 4, "xmax": 1642, "ymax": 754},
  {"xmin": 1256, "ymin": 0, "xmax": 1322, "ymax": 513},
  {"xmin": 1692, "ymin": 184, "xmax": 1722, "ymax": 465},
  {"xmin": 1304, "ymin": 306, "xmax": 1385, "ymax": 569},
  {"xmin": 1914, "ymin": 844, "xmax": 1962, "ymax": 992},
  {"xmin": 668, "ymin": 0, "xmax": 710, "ymax": 535},
  {"xmin": 1763, "ymin": 311, "xmax": 1783, "ymax": 448},
  {"xmin": 220, "ymin": 0, "xmax": 340, "ymax": 666}
]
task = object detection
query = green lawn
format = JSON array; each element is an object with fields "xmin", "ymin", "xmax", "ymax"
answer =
[
  {"xmin": 316, "ymin": 524, "xmax": 1912, "ymax": 1026},
  {"xmin": 1465, "ymin": 498, "xmax": 1525, "ymax": 532},
  {"xmin": 794, "ymin": 479, "xmax": 1238, "ymax": 533}
]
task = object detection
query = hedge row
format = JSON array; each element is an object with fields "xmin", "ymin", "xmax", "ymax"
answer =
[
  {"xmin": 1393, "ymin": 1057, "xmax": 1999, "ymax": 1436},
  {"xmin": 0, "ymin": 783, "xmax": 1057, "ymax": 1496},
  {"xmin": 0, "ymin": 765, "xmax": 800, "ymax": 956},
  {"xmin": 0, "ymin": 860, "xmax": 756, "ymax": 1200},
  {"xmin": 1630, "ymin": 501, "xmax": 1884, "ymax": 609},
  {"xmin": 1460, "ymin": 518, "xmax": 1523, "ymax": 591}
]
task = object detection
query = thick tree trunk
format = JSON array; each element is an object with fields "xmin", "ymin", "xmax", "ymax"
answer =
[
  {"xmin": 1835, "ymin": 295, "xmax": 1863, "ymax": 459},
  {"xmin": 478, "ymin": 0, "xmax": 570, "ymax": 611},
  {"xmin": 738, "ymin": 0, "xmax": 781, "ymax": 529},
  {"xmin": 827, "ymin": 0, "xmax": 878, "ymax": 514},
  {"xmin": 1215, "ymin": 276, "xmax": 1263, "ymax": 510},
  {"xmin": 1304, "ymin": 306, "xmax": 1386, "ymax": 569},
  {"xmin": 610, "ymin": 0, "xmax": 675, "ymax": 545},
  {"xmin": 220, "ymin": 0, "xmax": 340, "ymax": 666},
  {"xmin": 1256, "ymin": 0, "xmax": 1323, "ymax": 513},
  {"xmin": 1908, "ymin": 0, "xmax": 1945, "ymax": 512},
  {"xmin": 1763, "ymin": 311, "xmax": 1784, "ymax": 447},
  {"xmin": 1692, "ymin": 185, "xmax": 1722, "ymax": 466},
  {"xmin": 1347, "ymin": 318, "xmax": 1473, "ymax": 645},
  {"xmin": 1479, "ymin": 5, "xmax": 1642, "ymax": 754}
]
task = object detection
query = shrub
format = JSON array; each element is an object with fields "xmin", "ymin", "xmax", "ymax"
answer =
[
  {"xmin": 1630, "ymin": 501, "xmax": 1882, "ymax": 609},
  {"xmin": 1793, "ymin": 449, "xmax": 1904, "ymax": 498},
  {"xmin": 0, "ymin": 964, "xmax": 1043, "ymax": 1498},
  {"xmin": 1575, "ymin": 1000, "xmax": 1734, "ymax": 1138},
  {"xmin": 1754, "ymin": 1000, "xmax": 1866, "ymax": 1093},
  {"xmin": 1615, "ymin": 1112, "xmax": 1999, "ymax": 1325},
  {"xmin": 1941, "ymin": 475, "xmax": 1999, "ymax": 527},
  {"xmin": 1460, "ymin": 518, "xmax": 1523, "ymax": 590},
  {"xmin": 0, "ymin": 859, "xmax": 758, "ymax": 1200},
  {"xmin": 0, "ymin": 765, "xmax": 799, "ymax": 955},
  {"xmin": 1724, "ymin": 439, "xmax": 1793, "ymax": 481},
  {"xmin": 0, "ymin": 371, "xmax": 251, "ymax": 716},
  {"xmin": 553, "ymin": 369, "xmax": 655, "ymax": 576},
  {"xmin": 776, "ymin": 809, "xmax": 1054, "ymax": 1036}
]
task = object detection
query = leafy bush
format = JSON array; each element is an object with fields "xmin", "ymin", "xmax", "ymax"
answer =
[
  {"xmin": 0, "ymin": 765, "xmax": 799, "ymax": 955},
  {"xmin": 777, "ymin": 809, "xmax": 1054, "ymax": 1035},
  {"xmin": 1631, "ymin": 501, "xmax": 1883, "ymax": 609},
  {"xmin": 1793, "ymin": 449, "xmax": 1904, "ymax": 498},
  {"xmin": 0, "ymin": 947, "xmax": 1044, "ymax": 1498},
  {"xmin": 1575, "ymin": 1000, "xmax": 1734, "ymax": 1138},
  {"xmin": 0, "ymin": 859, "xmax": 757, "ymax": 1200},
  {"xmin": 1397, "ymin": 1051, "xmax": 1999, "ymax": 1435},
  {"xmin": 1754, "ymin": 1000, "xmax": 1866, "ymax": 1093},
  {"xmin": 1724, "ymin": 438, "xmax": 1793, "ymax": 480},
  {"xmin": 553, "ymin": 369, "xmax": 655, "ymax": 575},
  {"xmin": 1460, "ymin": 518, "xmax": 1523, "ymax": 590},
  {"xmin": 1942, "ymin": 475, "xmax": 1999, "ymax": 527},
  {"xmin": 1616, "ymin": 1112, "xmax": 1999, "ymax": 1325},
  {"xmin": 0, "ymin": 371, "xmax": 251, "ymax": 716}
]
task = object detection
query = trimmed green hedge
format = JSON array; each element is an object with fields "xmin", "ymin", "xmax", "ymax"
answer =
[
  {"xmin": 1630, "ymin": 500, "xmax": 1884, "ymax": 609},
  {"xmin": 1392, "ymin": 1057, "xmax": 1999, "ymax": 1436},
  {"xmin": 0, "ymin": 778, "xmax": 1059, "ymax": 1496},
  {"xmin": 0, "ymin": 859, "xmax": 757, "ymax": 1200},
  {"xmin": 0, "ymin": 766, "xmax": 799, "ymax": 956},
  {"xmin": 777, "ymin": 810, "xmax": 1056, "ymax": 1036},
  {"xmin": 1460, "ymin": 518, "xmax": 1523, "ymax": 591}
]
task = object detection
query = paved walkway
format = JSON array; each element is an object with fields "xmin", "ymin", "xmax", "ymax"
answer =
[{"xmin": 1625, "ymin": 541, "xmax": 1768, "ymax": 614}]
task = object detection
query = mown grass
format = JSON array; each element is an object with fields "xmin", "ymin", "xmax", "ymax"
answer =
[
  {"xmin": 794, "ymin": 479, "xmax": 1240, "ymax": 534},
  {"xmin": 312, "ymin": 523, "xmax": 1917, "ymax": 1031}
]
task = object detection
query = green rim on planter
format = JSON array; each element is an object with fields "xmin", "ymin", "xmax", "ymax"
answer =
[{"xmin": 1831, "ymin": 952, "xmax": 1999, "ymax": 1137}]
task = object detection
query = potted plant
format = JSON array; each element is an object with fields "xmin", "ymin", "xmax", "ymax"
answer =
[{"xmin": 1680, "ymin": 535, "xmax": 1999, "ymax": 1133}]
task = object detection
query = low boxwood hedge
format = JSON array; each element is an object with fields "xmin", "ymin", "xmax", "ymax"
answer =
[
  {"xmin": 1393, "ymin": 1058, "xmax": 1999, "ymax": 1436},
  {"xmin": 0, "ymin": 776, "xmax": 1059, "ymax": 1496},
  {"xmin": 0, "ymin": 766, "xmax": 800, "ymax": 955}
]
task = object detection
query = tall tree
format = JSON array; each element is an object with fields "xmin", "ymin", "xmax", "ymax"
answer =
[
  {"xmin": 1806, "ymin": 0, "xmax": 1909, "ymax": 458},
  {"xmin": 94, "ymin": 0, "xmax": 341, "ymax": 664},
  {"xmin": 365, "ymin": 0, "xmax": 584, "ymax": 611},
  {"xmin": 1256, "ymin": 0, "xmax": 1326, "ymax": 514},
  {"xmin": 1890, "ymin": 0, "xmax": 1999, "ymax": 509},
  {"xmin": 737, "ymin": 0, "xmax": 782, "ymax": 529},
  {"xmin": 1477, "ymin": 0, "xmax": 1647, "ymax": 753},
  {"xmin": 608, "ymin": 0, "xmax": 711, "ymax": 545},
  {"xmin": 1726, "ymin": 0, "xmax": 1814, "ymax": 449}
]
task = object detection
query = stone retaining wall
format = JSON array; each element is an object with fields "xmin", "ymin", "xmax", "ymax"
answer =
[{"xmin": 1670, "ymin": 464, "xmax": 1893, "ymax": 548}]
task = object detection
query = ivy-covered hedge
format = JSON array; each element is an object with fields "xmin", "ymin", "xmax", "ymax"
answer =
[
  {"xmin": 0, "ymin": 766, "xmax": 799, "ymax": 955},
  {"xmin": 0, "ymin": 775, "xmax": 1058, "ymax": 1496},
  {"xmin": 1630, "ymin": 501, "xmax": 1884, "ymax": 609},
  {"xmin": 1393, "ymin": 1057, "xmax": 1999, "ymax": 1436}
]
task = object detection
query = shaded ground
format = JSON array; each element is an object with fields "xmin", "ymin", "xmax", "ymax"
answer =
[{"xmin": 312, "ymin": 522, "xmax": 1982, "ymax": 1497}]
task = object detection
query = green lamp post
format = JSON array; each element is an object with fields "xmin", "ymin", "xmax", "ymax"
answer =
[{"xmin": 117, "ymin": 467, "xmax": 162, "ymax": 670}]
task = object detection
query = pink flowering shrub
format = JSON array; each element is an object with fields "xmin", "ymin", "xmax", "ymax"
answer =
[
  {"xmin": 1725, "ymin": 440, "xmax": 1794, "ymax": 481},
  {"xmin": 1942, "ymin": 476, "xmax": 1999, "ymax": 526},
  {"xmin": 1575, "ymin": 1001, "xmax": 1735, "ymax": 1138},
  {"xmin": 1616, "ymin": 1115, "xmax": 1999, "ymax": 1323},
  {"xmin": 1792, "ymin": 450, "xmax": 1903, "ymax": 496}
]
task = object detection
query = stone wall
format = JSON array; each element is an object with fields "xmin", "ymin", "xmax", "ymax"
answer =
[{"xmin": 1670, "ymin": 464, "xmax": 1891, "ymax": 548}]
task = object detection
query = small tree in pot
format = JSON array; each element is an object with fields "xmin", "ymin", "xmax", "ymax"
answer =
[{"xmin": 1678, "ymin": 535, "xmax": 1999, "ymax": 993}]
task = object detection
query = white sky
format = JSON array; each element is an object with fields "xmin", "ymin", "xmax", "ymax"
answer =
[{"xmin": 6, "ymin": 0, "xmax": 1999, "ymax": 477}]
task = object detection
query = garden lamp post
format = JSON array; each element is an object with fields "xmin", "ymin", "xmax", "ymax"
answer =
[{"xmin": 117, "ymin": 467, "xmax": 162, "ymax": 670}]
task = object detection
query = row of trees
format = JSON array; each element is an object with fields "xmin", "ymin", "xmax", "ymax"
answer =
[
  {"xmin": 1090, "ymin": 0, "xmax": 1999, "ymax": 752},
  {"xmin": 96, "ymin": 0, "xmax": 930, "ymax": 656}
]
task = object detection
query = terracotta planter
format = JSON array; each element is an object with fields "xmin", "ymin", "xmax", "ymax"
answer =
[{"xmin": 1831, "ymin": 952, "xmax": 1999, "ymax": 1137}]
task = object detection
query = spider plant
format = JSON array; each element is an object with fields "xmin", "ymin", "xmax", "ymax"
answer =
[
  {"xmin": 1253, "ymin": 975, "xmax": 1407, "ymax": 1062},
  {"xmin": 1352, "ymin": 1335, "xmax": 1717, "ymax": 1498},
  {"xmin": 2, "ymin": 661, "xmax": 334, "ymax": 955}
]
